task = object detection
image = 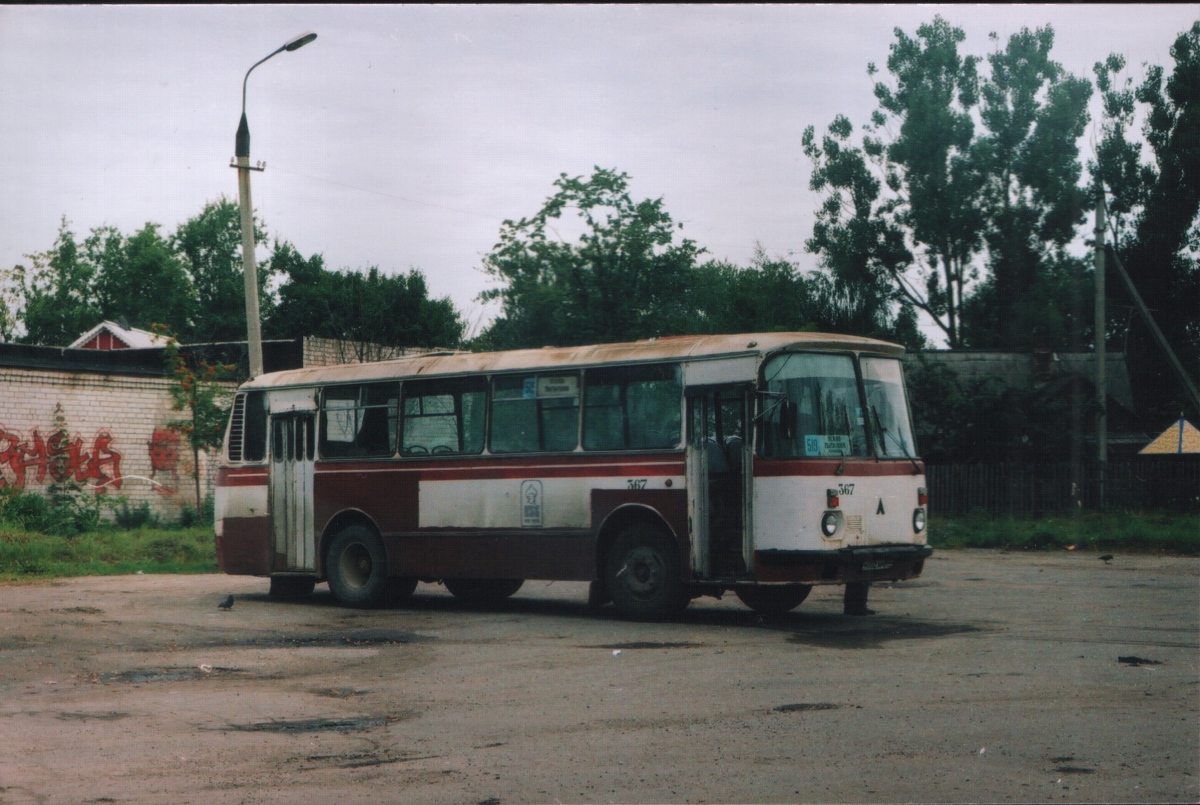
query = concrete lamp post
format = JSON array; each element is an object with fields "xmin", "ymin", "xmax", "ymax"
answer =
[{"xmin": 233, "ymin": 31, "xmax": 317, "ymax": 377}]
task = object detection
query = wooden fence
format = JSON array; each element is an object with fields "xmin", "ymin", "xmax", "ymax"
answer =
[{"xmin": 926, "ymin": 457, "xmax": 1200, "ymax": 515}]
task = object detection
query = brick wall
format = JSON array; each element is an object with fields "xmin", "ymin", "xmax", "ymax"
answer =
[{"xmin": 0, "ymin": 366, "xmax": 230, "ymax": 521}]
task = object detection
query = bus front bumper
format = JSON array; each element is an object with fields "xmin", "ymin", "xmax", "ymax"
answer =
[{"xmin": 754, "ymin": 544, "xmax": 933, "ymax": 584}]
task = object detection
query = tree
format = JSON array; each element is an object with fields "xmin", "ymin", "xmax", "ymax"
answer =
[
  {"xmin": 477, "ymin": 168, "xmax": 703, "ymax": 350},
  {"xmin": 806, "ymin": 17, "xmax": 1094, "ymax": 351},
  {"xmin": 966, "ymin": 26, "xmax": 1092, "ymax": 349},
  {"xmin": 1094, "ymin": 22, "xmax": 1200, "ymax": 420},
  {"xmin": 266, "ymin": 242, "xmax": 463, "ymax": 355},
  {"xmin": 158, "ymin": 325, "xmax": 237, "ymax": 510},
  {"xmin": 5, "ymin": 219, "xmax": 103, "ymax": 346},
  {"xmin": 173, "ymin": 197, "xmax": 270, "ymax": 344},
  {"xmin": 90, "ymin": 223, "xmax": 196, "ymax": 335}
]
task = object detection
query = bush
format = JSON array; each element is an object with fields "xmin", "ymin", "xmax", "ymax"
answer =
[{"xmin": 114, "ymin": 499, "xmax": 159, "ymax": 529}]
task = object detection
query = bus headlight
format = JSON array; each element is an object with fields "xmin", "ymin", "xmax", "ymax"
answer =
[
  {"xmin": 821, "ymin": 511, "xmax": 840, "ymax": 537},
  {"xmin": 913, "ymin": 508, "xmax": 926, "ymax": 533}
]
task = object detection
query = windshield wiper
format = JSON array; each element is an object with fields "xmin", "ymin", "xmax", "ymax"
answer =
[{"xmin": 872, "ymin": 406, "xmax": 921, "ymax": 475}]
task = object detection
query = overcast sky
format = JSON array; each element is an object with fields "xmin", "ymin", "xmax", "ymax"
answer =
[{"xmin": 1, "ymin": 5, "xmax": 1196, "ymax": 342}]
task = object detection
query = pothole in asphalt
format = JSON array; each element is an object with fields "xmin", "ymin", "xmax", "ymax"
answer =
[
  {"xmin": 773, "ymin": 703, "xmax": 840, "ymax": 713},
  {"xmin": 223, "ymin": 716, "xmax": 398, "ymax": 734},
  {"xmin": 584, "ymin": 642, "xmax": 704, "ymax": 650},
  {"xmin": 57, "ymin": 711, "xmax": 130, "ymax": 721}
]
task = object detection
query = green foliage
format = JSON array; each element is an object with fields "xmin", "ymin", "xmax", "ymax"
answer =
[
  {"xmin": 930, "ymin": 511, "xmax": 1198, "ymax": 554},
  {"xmin": 89, "ymin": 223, "xmax": 198, "ymax": 336},
  {"xmin": 4, "ymin": 220, "xmax": 103, "ymax": 346},
  {"xmin": 1093, "ymin": 21, "xmax": 1200, "ymax": 422},
  {"xmin": 114, "ymin": 499, "xmax": 159, "ymax": 529},
  {"xmin": 0, "ymin": 523, "xmax": 216, "ymax": 579},
  {"xmin": 267, "ymin": 242, "xmax": 463, "ymax": 354},
  {"xmin": 477, "ymin": 168, "xmax": 704, "ymax": 349},
  {"xmin": 0, "ymin": 485, "xmax": 107, "ymax": 537},
  {"xmin": 173, "ymin": 196, "xmax": 269, "ymax": 343},
  {"xmin": 808, "ymin": 16, "xmax": 1095, "ymax": 352}
]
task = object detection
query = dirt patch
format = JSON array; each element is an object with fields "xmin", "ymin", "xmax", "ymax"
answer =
[
  {"xmin": 584, "ymin": 641, "xmax": 704, "ymax": 650},
  {"xmin": 223, "ymin": 716, "xmax": 398, "ymax": 734},
  {"xmin": 98, "ymin": 666, "xmax": 249, "ymax": 684},
  {"xmin": 773, "ymin": 703, "xmax": 840, "ymax": 713}
]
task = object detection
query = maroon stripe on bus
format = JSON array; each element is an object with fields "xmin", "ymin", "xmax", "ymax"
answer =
[{"xmin": 753, "ymin": 458, "xmax": 924, "ymax": 477}]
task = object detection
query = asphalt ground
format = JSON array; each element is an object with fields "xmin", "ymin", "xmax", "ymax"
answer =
[{"xmin": 0, "ymin": 548, "xmax": 1196, "ymax": 804}]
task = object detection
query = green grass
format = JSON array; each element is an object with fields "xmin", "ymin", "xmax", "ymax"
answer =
[
  {"xmin": 0, "ymin": 524, "xmax": 217, "ymax": 581},
  {"xmin": 929, "ymin": 510, "xmax": 1199, "ymax": 554}
]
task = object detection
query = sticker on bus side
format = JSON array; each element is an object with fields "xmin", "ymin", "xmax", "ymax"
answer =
[{"xmin": 520, "ymin": 480, "xmax": 544, "ymax": 527}]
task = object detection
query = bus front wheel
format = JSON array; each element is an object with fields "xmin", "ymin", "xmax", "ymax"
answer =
[
  {"xmin": 326, "ymin": 525, "xmax": 389, "ymax": 608},
  {"xmin": 607, "ymin": 524, "xmax": 685, "ymax": 621},
  {"xmin": 735, "ymin": 583, "xmax": 812, "ymax": 615}
]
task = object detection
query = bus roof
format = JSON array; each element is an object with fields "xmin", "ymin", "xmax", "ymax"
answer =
[{"xmin": 239, "ymin": 332, "xmax": 905, "ymax": 390}]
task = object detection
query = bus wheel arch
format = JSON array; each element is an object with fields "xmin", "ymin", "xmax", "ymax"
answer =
[
  {"xmin": 605, "ymin": 519, "xmax": 687, "ymax": 621},
  {"xmin": 592, "ymin": 506, "xmax": 681, "ymax": 587},
  {"xmin": 324, "ymin": 520, "xmax": 390, "ymax": 608},
  {"xmin": 319, "ymin": 509, "xmax": 381, "ymax": 578}
]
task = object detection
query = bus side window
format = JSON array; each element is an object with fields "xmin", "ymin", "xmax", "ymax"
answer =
[
  {"xmin": 320, "ymin": 382, "xmax": 399, "ymax": 458},
  {"xmin": 401, "ymin": 378, "xmax": 487, "ymax": 456},
  {"xmin": 491, "ymin": 373, "xmax": 580, "ymax": 453},
  {"xmin": 583, "ymin": 364, "xmax": 681, "ymax": 451}
]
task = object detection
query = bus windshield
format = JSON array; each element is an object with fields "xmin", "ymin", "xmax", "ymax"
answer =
[
  {"xmin": 860, "ymin": 356, "xmax": 917, "ymax": 459},
  {"xmin": 759, "ymin": 352, "xmax": 869, "ymax": 458}
]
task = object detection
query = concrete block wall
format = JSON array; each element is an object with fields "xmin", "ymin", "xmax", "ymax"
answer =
[{"xmin": 0, "ymin": 366, "xmax": 224, "ymax": 522}]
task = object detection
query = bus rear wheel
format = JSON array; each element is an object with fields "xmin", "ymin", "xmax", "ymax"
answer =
[
  {"xmin": 443, "ymin": 578, "xmax": 524, "ymax": 605},
  {"xmin": 735, "ymin": 583, "xmax": 812, "ymax": 615},
  {"xmin": 608, "ymin": 524, "xmax": 685, "ymax": 621},
  {"xmin": 326, "ymin": 525, "xmax": 389, "ymax": 608}
]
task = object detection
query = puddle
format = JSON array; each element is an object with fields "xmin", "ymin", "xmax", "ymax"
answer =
[
  {"xmin": 52, "ymin": 607, "xmax": 104, "ymax": 615},
  {"xmin": 785, "ymin": 617, "xmax": 984, "ymax": 649},
  {"xmin": 58, "ymin": 711, "xmax": 130, "ymax": 721},
  {"xmin": 225, "ymin": 716, "xmax": 394, "ymax": 734},
  {"xmin": 99, "ymin": 667, "xmax": 249, "ymax": 684},
  {"xmin": 773, "ymin": 703, "xmax": 840, "ymax": 713},
  {"xmin": 1054, "ymin": 766, "xmax": 1095, "ymax": 774},
  {"xmin": 584, "ymin": 642, "xmax": 704, "ymax": 650}
]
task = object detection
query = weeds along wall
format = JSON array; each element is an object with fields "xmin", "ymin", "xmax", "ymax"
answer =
[{"xmin": 0, "ymin": 362, "xmax": 229, "ymax": 523}]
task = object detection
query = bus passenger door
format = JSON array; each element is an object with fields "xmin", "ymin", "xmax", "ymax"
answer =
[
  {"xmin": 270, "ymin": 413, "xmax": 316, "ymax": 572},
  {"xmin": 687, "ymin": 387, "xmax": 751, "ymax": 579}
]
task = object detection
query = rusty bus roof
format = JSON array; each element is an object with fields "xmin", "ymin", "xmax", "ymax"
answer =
[{"xmin": 240, "ymin": 332, "xmax": 904, "ymax": 390}]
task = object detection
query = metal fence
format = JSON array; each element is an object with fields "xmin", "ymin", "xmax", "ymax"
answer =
[{"xmin": 926, "ymin": 457, "xmax": 1200, "ymax": 515}]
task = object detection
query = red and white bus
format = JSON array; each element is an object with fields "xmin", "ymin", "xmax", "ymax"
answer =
[{"xmin": 215, "ymin": 332, "xmax": 930, "ymax": 619}]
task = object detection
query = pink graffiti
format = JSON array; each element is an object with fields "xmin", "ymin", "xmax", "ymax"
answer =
[
  {"xmin": 147, "ymin": 427, "xmax": 180, "ymax": 496},
  {"xmin": 0, "ymin": 427, "xmax": 123, "ymax": 492}
]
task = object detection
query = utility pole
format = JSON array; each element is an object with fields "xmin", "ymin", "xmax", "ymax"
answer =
[
  {"xmin": 1094, "ymin": 184, "xmax": 1107, "ymax": 507},
  {"xmin": 232, "ymin": 32, "xmax": 317, "ymax": 378}
]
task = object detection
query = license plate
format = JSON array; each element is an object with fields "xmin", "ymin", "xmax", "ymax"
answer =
[{"xmin": 862, "ymin": 559, "xmax": 893, "ymax": 572}]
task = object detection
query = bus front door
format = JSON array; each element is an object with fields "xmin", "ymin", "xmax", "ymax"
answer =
[
  {"xmin": 687, "ymin": 387, "xmax": 751, "ymax": 579},
  {"xmin": 269, "ymin": 413, "xmax": 316, "ymax": 572}
]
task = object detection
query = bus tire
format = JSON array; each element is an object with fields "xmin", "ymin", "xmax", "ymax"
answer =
[
  {"xmin": 268, "ymin": 576, "xmax": 316, "ymax": 599},
  {"xmin": 443, "ymin": 578, "xmax": 523, "ymax": 605},
  {"xmin": 735, "ymin": 583, "xmax": 812, "ymax": 615},
  {"xmin": 608, "ymin": 523, "xmax": 685, "ymax": 621},
  {"xmin": 326, "ymin": 525, "xmax": 389, "ymax": 608}
]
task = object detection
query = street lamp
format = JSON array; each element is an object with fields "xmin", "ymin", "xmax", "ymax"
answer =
[{"xmin": 233, "ymin": 31, "xmax": 317, "ymax": 377}]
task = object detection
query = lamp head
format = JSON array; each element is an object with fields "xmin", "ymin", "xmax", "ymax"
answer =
[{"xmin": 284, "ymin": 32, "xmax": 317, "ymax": 51}]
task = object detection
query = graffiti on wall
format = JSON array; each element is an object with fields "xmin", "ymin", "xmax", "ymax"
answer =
[{"xmin": 0, "ymin": 426, "xmax": 124, "ymax": 492}]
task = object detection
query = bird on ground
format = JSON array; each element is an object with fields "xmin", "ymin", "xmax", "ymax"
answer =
[
  {"xmin": 1099, "ymin": 554, "xmax": 1114, "ymax": 564},
  {"xmin": 218, "ymin": 594, "xmax": 234, "ymax": 610}
]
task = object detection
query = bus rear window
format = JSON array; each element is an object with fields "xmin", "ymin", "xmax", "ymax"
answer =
[{"xmin": 759, "ymin": 353, "xmax": 869, "ymax": 458}]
